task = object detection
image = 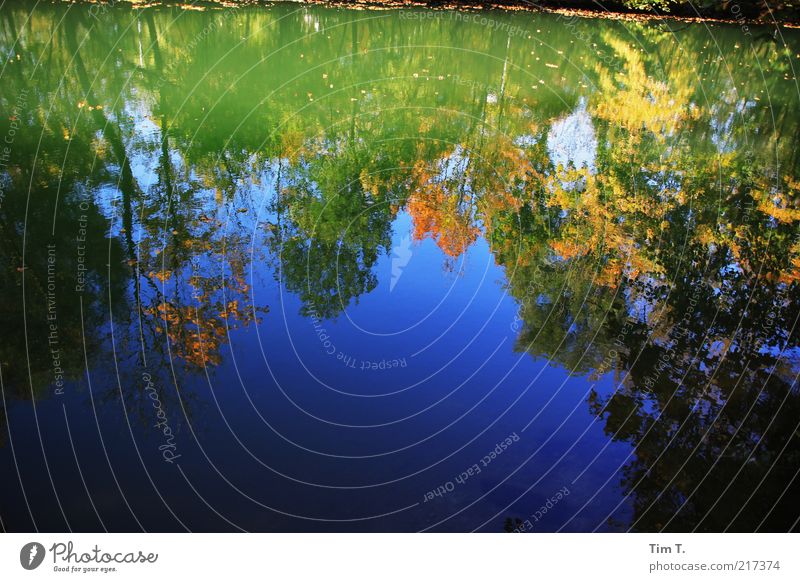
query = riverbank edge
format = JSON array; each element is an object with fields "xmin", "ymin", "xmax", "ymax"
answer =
[
  {"xmin": 305, "ymin": 0, "xmax": 799, "ymax": 28},
  {"xmin": 78, "ymin": 0, "xmax": 800, "ymax": 28}
]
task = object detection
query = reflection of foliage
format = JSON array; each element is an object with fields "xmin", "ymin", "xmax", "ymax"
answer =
[
  {"xmin": 407, "ymin": 159, "xmax": 480, "ymax": 260},
  {"xmin": 268, "ymin": 143, "xmax": 397, "ymax": 319},
  {"xmin": 140, "ymin": 249, "xmax": 269, "ymax": 370},
  {"xmin": 481, "ymin": 24, "xmax": 800, "ymax": 530},
  {"xmin": 621, "ymin": 0, "xmax": 675, "ymax": 12},
  {"xmin": 617, "ymin": 0, "xmax": 799, "ymax": 22}
]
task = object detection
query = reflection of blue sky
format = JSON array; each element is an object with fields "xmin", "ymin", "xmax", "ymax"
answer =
[
  {"xmin": 436, "ymin": 144, "xmax": 469, "ymax": 182},
  {"xmin": 710, "ymin": 89, "xmax": 756, "ymax": 154},
  {"xmin": 513, "ymin": 133, "xmax": 540, "ymax": 148},
  {"xmin": 546, "ymin": 97, "xmax": 597, "ymax": 173}
]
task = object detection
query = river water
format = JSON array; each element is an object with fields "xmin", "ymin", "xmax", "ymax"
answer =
[{"xmin": 0, "ymin": 1, "xmax": 798, "ymax": 531}]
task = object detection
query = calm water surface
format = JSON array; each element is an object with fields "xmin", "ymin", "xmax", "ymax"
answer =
[{"xmin": 1, "ymin": 1, "xmax": 799, "ymax": 532}]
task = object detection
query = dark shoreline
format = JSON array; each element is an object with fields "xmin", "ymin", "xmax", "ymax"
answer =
[
  {"xmin": 306, "ymin": 0, "xmax": 798, "ymax": 26},
  {"xmin": 74, "ymin": 0, "xmax": 800, "ymax": 27}
]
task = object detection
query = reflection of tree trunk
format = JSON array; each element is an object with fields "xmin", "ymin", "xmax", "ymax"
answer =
[
  {"xmin": 65, "ymin": 22, "xmax": 138, "ymax": 261},
  {"xmin": 0, "ymin": 13, "xmax": 27, "ymax": 266},
  {"xmin": 43, "ymin": 19, "xmax": 57, "ymax": 87},
  {"xmin": 652, "ymin": 26, "xmax": 680, "ymax": 84},
  {"xmin": 144, "ymin": 10, "xmax": 163, "ymax": 72},
  {"xmin": 349, "ymin": 95, "xmax": 358, "ymax": 147},
  {"xmin": 65, "ymin": 20, "xmax": 152, "ymax": 373},
  {"xmin": 466, "ymin": 85, "xmax": 489, "ymax": 203},
  {"xmin": 2, "ymin": 9, "xmax": 18, "ymax": 42},
  {"xmin": 2, "ymin": 11, "xmax": 25, "ymax": 83},
  {"xmin": 498, "ymin": 35, "xmax": 511, "ymax": 124},
  {"xmin": 787, "ymin": 125, "xmax": 800, "ymax": 177},
  {"xmin": 275, "ymin": 158, "xmax": 283, "ymax": 233},
  {"xmin": 349, "ymin": 19, "xmax": 358, "ymax": 145},
  {"xmin": 160, "ymin": 113, "xmax": 176, "ymax": 229},
  {"xmin": 149, "ymin": 15, "xmax": 177, "ymax": 232}
]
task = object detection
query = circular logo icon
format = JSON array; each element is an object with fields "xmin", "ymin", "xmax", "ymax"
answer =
[{"xmin": 20, "ymin": 542, "xmax": 46, "ymax": 570}]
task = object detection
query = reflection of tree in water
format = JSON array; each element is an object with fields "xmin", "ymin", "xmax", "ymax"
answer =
[
  {"xmin": 0, "ymin": 6, "xmax": 271, "ymax": 432},
  {"xmin": 0, "ymin": 33, "xmax": 128, "ymax": 402},
  {"xmin": 265, "ymin": 140, "xmax": 400, "ymax": 320},
  {"xmin": 489, "ymin": 38, "xmax": 800, "ymax": 531}
]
